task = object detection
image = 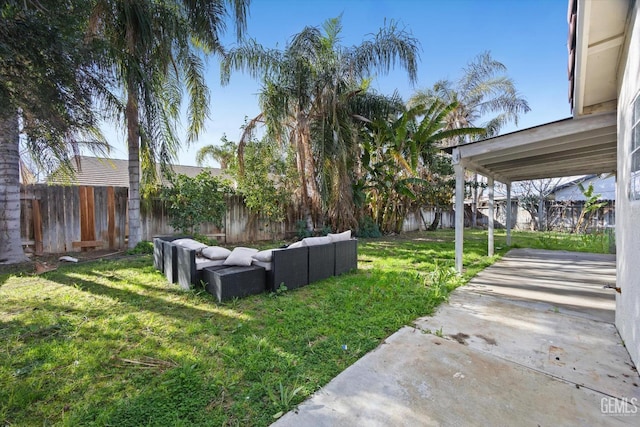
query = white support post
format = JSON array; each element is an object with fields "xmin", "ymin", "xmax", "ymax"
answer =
[
  {"xmin": 454, "ymin": 162, "xmax": 465, "ymax": 273},
  {"xmin": 488, "ymin": 176, "xmax": 494, "ymax": 257},
  {"xmin": 506, "ymin": 183, "xmax": 512, "ymax": 246}
]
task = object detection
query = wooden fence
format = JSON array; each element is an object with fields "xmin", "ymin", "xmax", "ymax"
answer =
[
  {"xmin": 20, "ymin": 185, "xmax": 293, "ymax": 254},
  {"xmin": 22, "ymin": 184, "xmax": 614, "ymax": 255},
  {"xmin": 139, "ymin": 194, "xmax": 288, "ymax": 244},
  {"xmin": 21, "ymin": 185, "xmax": 128, "ymax": 254}
]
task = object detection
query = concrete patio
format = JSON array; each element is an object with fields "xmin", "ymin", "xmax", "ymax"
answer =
[{"xmin": 273, "ymin": 249, "xmax": 639, "ymax": 426}]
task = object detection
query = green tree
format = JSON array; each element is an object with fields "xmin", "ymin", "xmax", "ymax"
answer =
[
  {"xmin": 361, "ymin": 100, "xmax": 483, "ymax": 233},
  {"xmin": 409, "ymin": 51, "xmax": 530, "ymax": 226},
  {"xmin": 575, "ymin": 182, "xmax": 607, "ymax": 233},
  {"xmin": 236, "ymin": 138, "xmax": 296, "ymax": 223},
  {"xmin": 161, "ymin": 171, "xmax": 229, "ymax": 235},
  {"xmin": 199, "ymin": 133, "xmax": 296, "ymax": 235},
  {"xmin": 0, "ymin": 0, "xmax": 112, "ymax": 263},
  {"xmin": 90, "ymin": 0, "xmax": 249, "ymax": 248},
  {"xmin": 196, "ymin": 135, "xmax": 238, "ymax": 170},
  {"xmin": 221, "ymin": 16, "xmax": 419, "ymax": 231}
]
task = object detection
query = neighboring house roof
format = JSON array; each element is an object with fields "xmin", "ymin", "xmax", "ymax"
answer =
[
  {"xmin": 549, "ymin": 174, "xmax": 594, "ymax": 193},
  {"xmin": 550, "ymin": 174, "xmax": 616, "ymax": 201},
  {"xmin": 48, "ymin": 156, "xmax": 223, "ymax": 187}
]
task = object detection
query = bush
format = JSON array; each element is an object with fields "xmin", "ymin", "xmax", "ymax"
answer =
[
  {"xmin": 160, "ymin": 171, "xmax": 229, "ymax": 235},
  {"xmin": 357, "ymin": 216, "xmax": 381, "ymax": 238},
  {"xmin": 295, "ymin": 220, "xmax": 313, "ymax": 239},
  {"xmin": 126, "ymin": 241, "xmax": 153, "ymax": 255}
]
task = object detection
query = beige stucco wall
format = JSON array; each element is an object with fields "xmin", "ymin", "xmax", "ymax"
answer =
[{"xmin": 615, "ymin": 1, "xmax": 640, "ymax": 369}]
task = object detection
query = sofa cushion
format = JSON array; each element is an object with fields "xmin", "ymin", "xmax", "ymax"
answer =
[
  {"xmin": 223, "ymin": 247, "xmax": 259, "ymax": 266},
  {"xmin": 328, "ymin": 230, "xmax": 351, "ymax": 242},
  {"xmin": 195, "ymin": 257, "xmax": 225, "ymax": 270},
  {"xmin": 201, "ymin": 246, "xmax": 231, "ymax": 260},
  {"xmin": 302, "ymin": 236, "xmax": 332, "ymax": 246},
  {"xmin": 251, "ymin": 259, "xmax": 272, "ymax": 271},
  {"xmin": 287, "ymin": 241, "xmax": 304, "ymax": 249},
  {"xmin": 173, "ymin": 238, "xmax": 208, "ymax": 252},
  {"xmin": 253, "ymin": 249, "xmax": 274, "ymax": 262}
]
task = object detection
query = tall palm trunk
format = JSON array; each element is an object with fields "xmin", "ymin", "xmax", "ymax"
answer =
[
  {"xmin": 0, "ymin": 114, "xmax": 29, "ymax": 263},
  {"xmin": 126, "ymin": 81, "xmax": 142, "ymax": 248},
  {"xmin": 297, "ymin": 114, "xmax": 321, "ymax": 229}
]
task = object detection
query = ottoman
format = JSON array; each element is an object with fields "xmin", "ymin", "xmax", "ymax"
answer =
[{"xmin": 204, "ymin": 265, "xmax": 266, "ymax": 302}]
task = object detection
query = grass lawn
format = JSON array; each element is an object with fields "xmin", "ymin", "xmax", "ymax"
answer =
[{"xmin": 0, "ymin": 229, "xmax": 611, "ymax": 426}]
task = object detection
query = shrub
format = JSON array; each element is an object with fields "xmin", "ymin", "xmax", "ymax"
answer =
[
  {"xmin": 295, "ymin": 220, "xmax": 312, "ymax": 239},
  {"xmin": 160, "ymin": 171, "xmax": 229, "ymax": 235},
  {"xmin": 357, "ymin": 216, "xmax": 381, "ymax": 238},
  {"xmin": 126, "ymin": 241, "xmax": 153, "ymax": 255}
]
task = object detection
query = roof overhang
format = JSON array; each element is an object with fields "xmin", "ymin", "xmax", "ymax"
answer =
[
  {"xmin": 448, "ymin": 111, "xmax": 617, "ymax": 184},
  {"xmin": 569, "ymin": 0, "xmax": 630, "ymax": 116}
]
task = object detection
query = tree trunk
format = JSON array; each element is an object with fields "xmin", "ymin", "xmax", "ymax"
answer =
[
  {"xmin": 419, "ymin": 208, "xmax": 429, "ymax": 231},
  {"xmin": 537, "ymin": 193, "xmax": 545, "ymax": 232},
  {"xmin": 0, "ymin": 113, "xmax": 29, "ymax": 264},
  {"xmin": 296, "ymin": 114, "xmax": 321, "ymax": 230},
  {"xmin": 329, "ymin": 163, "xmax": 357, "ymax": 232},
  {"xmin": 428, "ymin": 210, "xmax": 441, "ymax": 231},
  {"xmin": 126, "ymin": 82, "xmax": 142, "ymax": 249},
  {"xmin": 294, "ymin": 130, "xmax": 313, "ymax": 231}
]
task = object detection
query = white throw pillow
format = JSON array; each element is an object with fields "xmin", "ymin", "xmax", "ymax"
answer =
[
  {"xmin": 223, "ymin": 247, "xmax": 259, "ymax": 266},
  {"xmin": 328, "ymin": 230, "xmax": 351, "ymax": 242},
  {"xmin": 287, "ymin": 241, "xmax": 304, "ymax": 249},
  {"xmin": 252, "ymin": 249, "xmax": 274, "ymax": 262},
  {"xmin": 302, "ymin": 236, "xmax": 332, "ymax": 246},
  {"xmin": 172, "ymin": 238, "xmax": 208, "ymax": 251},
  {"xmin": 201, "ymin": 246, "xmax": 231, "ymax": 260}
]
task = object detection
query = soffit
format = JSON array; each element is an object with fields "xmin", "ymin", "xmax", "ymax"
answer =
[{"xmin": 571, "ymin": 0, "xmax": 630, "ymax": 116}]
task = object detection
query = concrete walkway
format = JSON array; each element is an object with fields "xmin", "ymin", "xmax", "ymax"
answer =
[{"xmin": 274, "ymin": 249, "xmax": 639, "ymax": 426}]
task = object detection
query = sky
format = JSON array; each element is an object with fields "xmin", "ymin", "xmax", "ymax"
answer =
[{"xmin": 102, "ymin": 0, "xmax": 572, "ymax": 167}]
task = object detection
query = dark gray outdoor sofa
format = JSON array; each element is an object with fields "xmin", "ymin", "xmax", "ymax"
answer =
[
  {"xmin": 153, "ymin": 233, "xmax": 358, "ymax": 301},
  {"xmin": 153, "ymin": 235, "xmax": 190, "ymax": 283}
]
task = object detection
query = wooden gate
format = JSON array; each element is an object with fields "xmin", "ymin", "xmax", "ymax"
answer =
[{"xmin": 21, "ymin": 185, "xmax": 127, "ymax": 254}]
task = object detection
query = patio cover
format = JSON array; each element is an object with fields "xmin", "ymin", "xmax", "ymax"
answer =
[{"xmin": 447, "ymin": 111, "xmax": 617, "ymax": 272}]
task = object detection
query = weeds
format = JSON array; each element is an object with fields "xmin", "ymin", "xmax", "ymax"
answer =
[
  {"xmin": 270, "ymin": 283, "xmax": 288, "ymax": 297},
  {"xmin": 424, "ymin": 262, "xmax": 463, "ymax": 305},
  {"xmin": 268, "ymin": 382, "xmax": 305, "ymax": 419},
  {"xmin": 126, "ymin": 241, "xmax": 153, "ymax": 255}
]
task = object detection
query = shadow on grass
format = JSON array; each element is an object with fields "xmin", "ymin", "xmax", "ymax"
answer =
[{"xmin": 38, "ymin": 265, "xmax": 244, "ymax": 324}]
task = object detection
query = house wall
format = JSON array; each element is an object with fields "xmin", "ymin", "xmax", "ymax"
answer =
[{"xmin": 615, "ymin": 2, "xmax": 640, "ymax": 368}]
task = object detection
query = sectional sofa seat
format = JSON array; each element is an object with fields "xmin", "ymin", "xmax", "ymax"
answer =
[
  {"xmin": 175, "ymin": 243, "xmax": 230, "ymax": 290},
  {"xmin": 251, "ymin": 245, "xmax": 310, "ymax": 292},
  {"xmin": 153, "ymin": 235, "xmax": 190, "ymax": 274},
  {"xmin": 249, "ymin": 232, "xmax": 357, "ymax": 291},
  {"xmin": 152, "ymin": 231, "xmax": 358, "ymax": 300}
]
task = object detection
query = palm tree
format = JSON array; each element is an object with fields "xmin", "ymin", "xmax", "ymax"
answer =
[
  {"xmin": 1, "ymin": 0, "xmax": 112, "ymax": 264},
  {"xmin": 90, "ymin": 0, "xmax": 249, "ymax": 248},
  {"xmin": 409, "ymin": 51, "xmax": 530, "ymax": 226},
  {"xmin": 361, "ymin": 100, "xmax": 484, "ymax": 233},
  {"xmin": 221, "ymin": 16, "xmax": 419, "ymax": 230},
  {"xmin": 196, "ymin": 135, "xmax": 238, "ymax": 170}
]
